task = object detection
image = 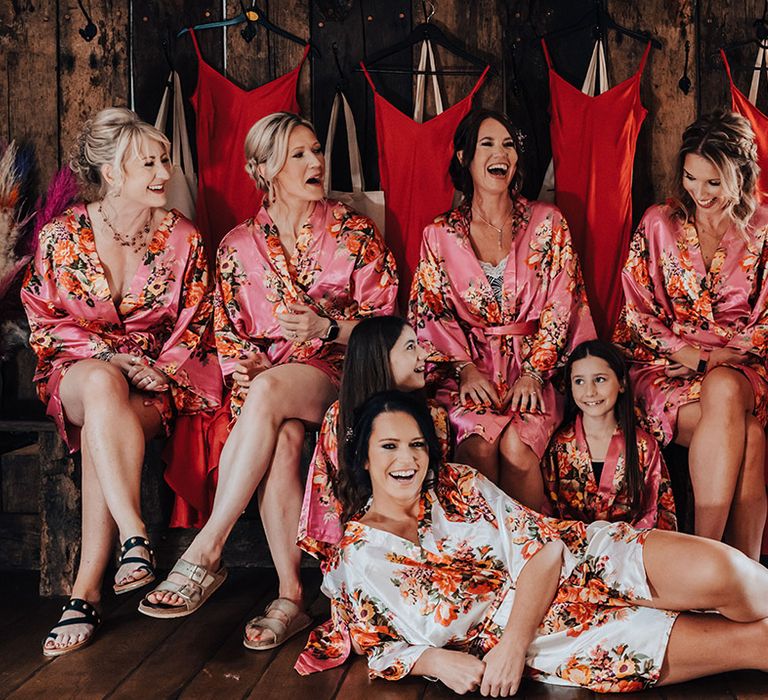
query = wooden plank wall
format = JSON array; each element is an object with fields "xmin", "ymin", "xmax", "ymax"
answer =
[{"xmin": 1, "ymin": 0, "xmax": 768, "ymax": 241}]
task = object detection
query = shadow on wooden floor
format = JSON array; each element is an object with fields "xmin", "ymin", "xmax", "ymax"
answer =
[{"xmin": 0, "ymin": 569, "xmax": 766, "ymax": 699}]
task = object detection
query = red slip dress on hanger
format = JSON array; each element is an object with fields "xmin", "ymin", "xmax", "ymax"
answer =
[
  {"xmin": 542, "ymin": 39, "xmax": 650, "ymax": 340},
  {"xmin": 189, "ymin": 29, "xmax": 310, "ymax": 253},
  {"xmin": 721, "ymin": 48, "xmax": 768, "ymax": 199},
  {"xmin": 360, "ymin": 61, "xmax": 489, "ymax": 305}
]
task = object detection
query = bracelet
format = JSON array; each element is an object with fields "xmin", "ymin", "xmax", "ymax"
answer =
[
  {"xmin": 521, "ymin": 370, "xmax": 544, "ymax": 386},
  {"xmin": 453, "ymin": 361, "xmax": 473, "ymax": 379}
]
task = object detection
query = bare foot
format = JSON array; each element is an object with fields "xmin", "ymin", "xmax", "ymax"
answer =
[
  {"xmin": 115, "ymin": 539, "xmax": 154, "ymax": 589},
  {"xmin": 144, "ymin": 546, "xmax": 220, "ymax": 609},
  {"xmin": 43, "ymin": 599, "xmax": 100, "ymax": 655}
]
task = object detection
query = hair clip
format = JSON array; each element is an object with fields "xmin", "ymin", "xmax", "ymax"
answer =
[{"xmin": 344, "ymin": 427, "xmax": 354, "ymax": 443}]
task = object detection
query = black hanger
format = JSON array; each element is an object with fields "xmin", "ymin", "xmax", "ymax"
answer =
[
  {"xmin": 76, "ymin": 0, "xmax": 97, "ymax": 42},
  {"xmin": 539, "ymin": 0, "xmax": 662, "ymax": 50},
  {"xmin": 358, "ymin": 2, "xmax": 492, "ymax": 76},
  {"xmin": 177, "ymin": 2, "xmax": 319, "ymax": 57},
  {"xmin": 721, "ymin": 0, "xmax": 768, "ymax": 56}
]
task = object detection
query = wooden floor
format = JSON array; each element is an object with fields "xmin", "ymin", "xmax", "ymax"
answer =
[{"xmin": 1, "ymin": 569, "xmax": 766, "ymax": 700}]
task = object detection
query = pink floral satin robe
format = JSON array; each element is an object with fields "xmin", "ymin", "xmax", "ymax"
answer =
[
  {"xmin": 613, "ymin": 204, "xmax": 768, "ymax": 443},
  {"xmin": 21, "ymin": 204, "xmax": 222, "ymax": 450},
  {"xmin": 214, "ymin": 198, "xmax": 398, "ymax": 417},
  {"xmin": 409, "ymin": 199, "xmax": 596, "ymax": 457},
  {"xmin": 542, "ymin": 415, "xmax": 677, "ymax": 530},
  {"xmin": 296, "ymin": 463, "xmax": 678, "ymax": 693},
  {"xmin": 297, "ymin": 399, "xmax": 451, "ymax": 563}
]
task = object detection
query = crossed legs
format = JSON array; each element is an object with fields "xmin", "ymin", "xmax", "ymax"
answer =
[
  {"xmin": 44, "ymin": 359, "xmax": 161, "ymax": 653},
  {"xmin": 675, "ymin": 367, "xmax": 767, "ymax": 558}
]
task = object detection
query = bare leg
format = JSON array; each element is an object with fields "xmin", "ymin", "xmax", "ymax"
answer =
[
  {"xmin": 675, "ymin": 367, "xmax": 763, "ymax": 557},
  {"xmin": 44, "ymin": 361, "xmax": 161, "ymax": 653},
  {"xmin": 498, "ymin": 425, "xmax": 545, "ymax": 511},
  {"xmin": 723, "ymin": 416, "xmax": 767, "ymax": 559},
  {"xmin": 639, "ymin": 530, "xmax": 768, "ymax": 621},
  {"xmin": 657, "ymin": 614, "xmax": 768, "ymax": 685},
  {"xmin": 456, "ymin": 434, "xmax": 499, "ymax": 484},
  {"xmin": 245, "ymin": 419, "xmax": 307, "ymax": 645},
  {"xmin": 148, "ymin": 364, "xmax": 335, "ymax": 606}
]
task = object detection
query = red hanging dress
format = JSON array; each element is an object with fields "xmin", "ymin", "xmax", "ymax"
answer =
[
  {"xmin": 542, "ymin": 40, "xmax": 649, "ymax": 340},
  {"xmin": 189, "ymin": 30, "xmax": 309, "ymax": 253},
  {"xmin": 361, "ymin": 62, "xmax": 489, "ymax": 305},
  {"xmin": 721, "ymin": 48, "xmax": 768, "ymax": 199}
]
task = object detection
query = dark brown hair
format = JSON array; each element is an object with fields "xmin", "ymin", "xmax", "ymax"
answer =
[
  {"xmin": 563, "ymin": 340, "xmax": 643, "ymax": 514},
  {"xmin": 339, "ymin": 391, "xmax": 442, "ymax": 522},
  {"xmin": 449, "ymin": 108, "xmax": 525, "ymax": 204}
]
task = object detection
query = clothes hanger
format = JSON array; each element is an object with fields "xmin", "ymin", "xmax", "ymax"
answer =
[
  {"xmin": 720, "ymin": 0, "xmax": 768, "ymax": 57},
  {"xmin": 358, "ymin": 1, "xmax": 494, "ymax": 76},
  {"xmin": 539, "ymin": 0, "xmax": 662, "ymax": 50},
  {"xmin": 177, "ymin": 1, "xmax": 319, "ymax": 57},
  {"xmin": 76, "ymin": 0, "xmax": 97, "ymax": 41}
]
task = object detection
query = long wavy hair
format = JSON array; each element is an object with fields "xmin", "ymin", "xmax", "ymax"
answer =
[
  {"xmin": 563, "ymin": 340, "xmax": 643, "ymax": 514},
  {"xmin": 670, "ymin": 109, "xmax": 760, "ymax": 230},
  {"xmin": 339, "ymin": 391, "xmax": 442, "ymax": 522},
  {"xmin": 335, "ymin": 316, "xmax": 411, "ymax": 501}
]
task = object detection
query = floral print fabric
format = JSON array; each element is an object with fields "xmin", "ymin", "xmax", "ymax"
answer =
[
  {"xmin": 214, "ymin": 198, "xmax": 398, "ymax": 417},
  {"xmin": 409, "ymin": 199, "xmax": 595, "ymax": 457},
  {"xmin": 542, "ymin": 415, "xmax": 677, "ymax": 530},
  {"xmin": 296, "ymin": 463, "xmax": 678, "ymax": 693},
  {"xmin": 21, "ymin": 204, "xmax": 222, "ymax": 449},
  {"xmin": 614, "ymin": 204, "xmax": 768, "ymax": 442}
]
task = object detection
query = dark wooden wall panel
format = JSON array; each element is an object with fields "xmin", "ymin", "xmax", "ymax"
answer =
[
  {"xmin": 57, "ymin": 0, "xmax": 131, "ymax": 173},
  {"xmin": 0, "ymin": 1, "xmax": 59, "ymax": 191}
]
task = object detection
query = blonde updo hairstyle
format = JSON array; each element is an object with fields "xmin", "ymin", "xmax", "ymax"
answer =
[
  {"xmin": 69, "ymin": 107, "xmax": 170, "ymax": 197},
  {"xmin": 671, "ymin": 108, "xmax": 760, "ymax": 229},
  {"xmin": 244, "ymin": 112, "xmax": 317, "ymax": 202}
]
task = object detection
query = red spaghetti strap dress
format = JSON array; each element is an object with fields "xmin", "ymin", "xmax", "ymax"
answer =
[
  {"xmin": 542, "ymin": 40, "xmax": 649, "ymax": 340},
  {"xmin": 361, "ymin": 62, "xmax": 489, "ymax": 305},
  {"xmin": 189, "ymin": 30, "xmax": 310, "ymax": 253},
  {"xmin": 721, "ymin": 49, "xmax": 768, "ymax": 199}
]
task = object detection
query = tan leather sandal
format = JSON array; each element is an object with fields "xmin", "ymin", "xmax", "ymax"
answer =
[
  {"xmin": 243, "ymin": 598, "xmax": 312, "ymax": 650},
  {"xmin": 137, "ymin": 558, "xmax": 227, "ymax": 619}
]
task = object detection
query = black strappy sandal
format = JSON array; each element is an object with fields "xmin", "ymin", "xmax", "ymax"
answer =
[
  {"xmin": 42, "ymin": 598, "xmax": 101, "ymax": 657},
  {"xmin": 113, "ymin": 536, "xmax": 156, "ymax": 594}
]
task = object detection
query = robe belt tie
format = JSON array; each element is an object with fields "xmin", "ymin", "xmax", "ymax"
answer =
[{"xmin": 478, "ymin": 320, "xmax": 539, "ymax": 337}]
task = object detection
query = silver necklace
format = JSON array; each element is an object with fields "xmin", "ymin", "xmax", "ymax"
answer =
[
  {"xmin": 97, "ymin": 201, "xmax": 153, "ymax": 254},
  {"xmin": 472, "ymin": 206, "xmax": 514, "ymax": 249}
]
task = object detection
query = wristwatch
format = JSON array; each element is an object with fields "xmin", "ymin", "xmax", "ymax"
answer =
[{"xmin": 322, "ymin": 318, "xmax": 340, "ymax": 343}]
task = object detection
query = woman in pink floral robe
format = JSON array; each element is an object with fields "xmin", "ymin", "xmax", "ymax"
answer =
[
  {"xmin": 409, "ymin": 109, "xmax": 595, "ymax": 509},
  {"xmin": 614, "ymin": 110, "xmax": 768, "ymax": 558},
  {"xmin": 141, "ymin": 113, "xmax": 397, "ymax": 649},
  {"xmin": 297, "ymin": 392, "xmax": 768, "ymax": 696},
  {"xmin": 22, "ymin": 108, "xmax": 221, "ymax": 656}
]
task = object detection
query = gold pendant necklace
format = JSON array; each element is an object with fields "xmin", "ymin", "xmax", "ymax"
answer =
[{"xmin": 472, "ymin": 206, "xmax": 513, "ymax": 249}]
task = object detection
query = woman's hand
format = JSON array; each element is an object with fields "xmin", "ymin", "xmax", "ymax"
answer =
[
  {"xmin": 109, "ymin": 353, "xmax": 169, "ymax": 392},
  {"xmin": 276, "ymin": 303, "xmax": 330, "ymax": 342},
  {"xmin": 458, "ymin": 364, "xmax": 501, "ymax": 409},
  {"xmin": 414, "ymin": 648, "xmax": 485, "ymax": 695},
  {"xmin": 231, "ymin": 352, "xmax": 272, "ymax": 388},
  {"xmin": 506, "ymin": 375, "xmax": 545, "ymax": 413},
  {"xmin": 708, "ymin": 347, "xmax": 748, "ymax": 368},
  {"xmin": 664, "ymin": 361, "xmax": 695, "ymax": 379},
  {"xmin": 481, "ymin": 640, "xmax": 527, "ymax": 697},
  {"xmin": 126, "ymin": 358, "xmax": 170, "ymax": 392}
]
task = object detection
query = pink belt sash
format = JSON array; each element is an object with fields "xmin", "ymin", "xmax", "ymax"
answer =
[{"xmin": 481, "ymin": 320, "xmax": 539, "ymax": 337}]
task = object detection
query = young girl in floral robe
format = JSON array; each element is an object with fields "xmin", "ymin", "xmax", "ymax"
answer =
[
  {"xmin": 542, "ymin": 341, "xmax": 676, "ymax": 530},
  {"xmin": 22, "ymin": 204, "xmax": 222, "ymax": 448}
]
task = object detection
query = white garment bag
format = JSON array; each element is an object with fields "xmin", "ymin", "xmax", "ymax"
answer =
[
  {"xmin": 323, "ymin": 91, "xmax": 386, "ymax": 235},
  {"xmin": 538, "ymin": 39, "xmax": 610, "ymax": 202},
  {"xmin": 154, "ymin": 71, "xmax": 197, "ymax": 220}
]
